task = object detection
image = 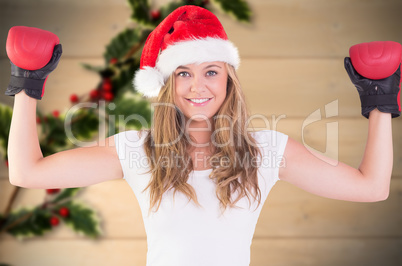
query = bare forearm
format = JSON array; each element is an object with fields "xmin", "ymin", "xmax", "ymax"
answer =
[
  {"xmin": 8, "ymin": 91, "xmax": 43, "ymax": 184},
  {"xmin": 359, "ymin": 108, "xmax": 393, "ymax": 197}
]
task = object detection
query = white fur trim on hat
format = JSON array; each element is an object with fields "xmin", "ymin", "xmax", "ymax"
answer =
[
  {"xmin": 133, "ymin": 66, "xmax": 164, "ymax": 98},
  {"xmin": 157, "ymin": 37, "xmax": 240, "ymax": 80},
  {"xmin": 133, "ymin": 37, "xmax": 240, "ymax": 98}
]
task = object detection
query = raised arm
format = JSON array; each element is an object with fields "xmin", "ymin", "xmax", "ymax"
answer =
[
  {"xmin": 278, "ymin": 41, "xmax": 401, "ymax": 202},
  {"xmin": 279, "ymin": 108, "xmax": 392, "ymax": 202},
  {"xmin": 8, "ymin": 92, "xmax": 123, "ymax": 189},
  {"xmin": 5, "ymin": 26, "xmax": 123, "ymax": 189}
]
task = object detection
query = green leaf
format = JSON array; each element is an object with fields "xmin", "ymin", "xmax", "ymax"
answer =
[
  {"xmin": 60, "ymin": 201, "xmax": 102, "ymax": 238},
  {"xmin": 4, "ymin": 208, "xmax": 52, "ymax": 239},
  {"xmin": 68, "ymin": 108, "xmax": 100, "ymax": 141},
  {"xmin": 112, "ymin": 61, "xmax": 140, "ymax": 100},
  {"xmin": 39, "ymin": 115, "xmax": 69, "ymax": 153},
  {"xmin": 213, "ymin": 0, "xmax": 251, "ymax": 22},
  {"xmin": 80, "ymin": 63, "xmax": 105, "ymax": 73},
  {"xmin": 108, "ymin": 93, "xmax": 151, "ymax": 131},
  {"xmin": 127, "ymin": 0, "xmax": 151, "ymax": 25},
  {"xmin": 159, "ymin": 2, "xmax": 185, "ymax": 18},
  {"xmin": 0, "ymin": 104, "xmax": 13, "ymax": 159},
  {"xmin": 104, "ymin": 28, "xmax": 148, "ymax": 64},
  {"xmin": 51, "ymin": 188, "xmax": 82, "ymax": 204}
]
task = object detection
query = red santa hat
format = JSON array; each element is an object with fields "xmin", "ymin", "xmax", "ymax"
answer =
[{"xmin": 133, "ymin": 5, "xmax": 240, "ymax": 98}]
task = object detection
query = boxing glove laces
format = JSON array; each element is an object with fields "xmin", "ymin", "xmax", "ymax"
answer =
[
  {"xmin": 5, "ymin": 26, "xmax": 62, "ymax": 100},
  {"xmin": 344, "ymin": 41, "xmax": 401, "ymax": 118}
]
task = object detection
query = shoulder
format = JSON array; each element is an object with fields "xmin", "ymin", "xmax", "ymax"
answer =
[
  {"xmin": 250, "ymin": 130, "xmax": 288, "ymax": 147},
  {"xmin": 113, "ymin": 129, "xmax": 149, "ymax": 145}
]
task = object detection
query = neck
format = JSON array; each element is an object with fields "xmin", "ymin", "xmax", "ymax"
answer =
[{"xmin": 185, "ymin": 117, "xmax": 215, "ymax": 152}]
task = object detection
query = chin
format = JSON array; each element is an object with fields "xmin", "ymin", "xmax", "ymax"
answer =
[{"xmin": 184, "ymin": 113, "xmax": 215, "ymax": 122}]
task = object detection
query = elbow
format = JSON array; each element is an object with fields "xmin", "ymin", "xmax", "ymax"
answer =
[
  {"xmin": 374, "ymin": 190, "xmax": 389, "ymax": 202},
  {"xmin": 8, "ymin": 168, "xmax": 32, "ymax": 188},
  {"xmin": 8, "ymin": 167, "xmax": 23, "ymax": 186},
  {"xmin": 9, "ymin": 175, "xmax": 23, "ymax": 187},
  {"xmin": 9, "ymin": 173, "xmax": 27, "ymax": 188},
  {"xmin": 369, "ymin": 184, "xmax": 390, "ymax": 202}
]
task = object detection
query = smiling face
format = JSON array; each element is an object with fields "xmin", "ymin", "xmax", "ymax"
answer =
[{"xmin": 173, "ymin": 61, "xmax": 228, "ymax": 124}]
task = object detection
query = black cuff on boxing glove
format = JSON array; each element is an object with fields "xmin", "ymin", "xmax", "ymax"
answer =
[
  {"xmin": 344, "ymin": 57, "xmax": 401, "ymax": 119},
  {"xmin": 5, "ymin": 44, "xmax": 62, "ymax": 100}
]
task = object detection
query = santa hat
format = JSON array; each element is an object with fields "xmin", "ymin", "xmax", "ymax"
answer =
[{"xmin": 133, "ymin": 5, "xmax": 240, "ymax": 98}]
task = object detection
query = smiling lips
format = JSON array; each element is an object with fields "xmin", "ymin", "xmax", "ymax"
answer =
[{"xmin": 186, "ymin": 98, "xmax": 212, "ymax": 106}]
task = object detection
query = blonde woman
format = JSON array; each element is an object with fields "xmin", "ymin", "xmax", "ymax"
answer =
[{"xmin": 5, "ymin": 5, "xmax": 400, "ymax": 266}]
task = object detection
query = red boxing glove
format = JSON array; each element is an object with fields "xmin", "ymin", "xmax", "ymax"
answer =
[
  {"xmin": 344, "ymin": 41, "xmax": 401, "ymax": 118},
  {"xmin": 5, "ymin": 26, "xmax": 62, "ymax": 100}
]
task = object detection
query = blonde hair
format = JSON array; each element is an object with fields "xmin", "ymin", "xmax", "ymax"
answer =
[{"xmin": 139, "ymin": 63, "xmax": 262, "ymax": 215}]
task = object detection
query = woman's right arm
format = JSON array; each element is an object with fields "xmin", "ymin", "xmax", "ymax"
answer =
[{"xmin": 8, "ymin": 91, "xmax": 123, "ymax": 189}]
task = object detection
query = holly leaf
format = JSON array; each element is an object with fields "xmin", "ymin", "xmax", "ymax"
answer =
[
  {"xmin": 159, "ymin": 2, "xmax": 185, "ymax": 18},
  {"xmin": 0, "ymin": 104, "xmax": 13, "ymax": 160},
  {"xmin": 60, "ymin": 200, "xmax": 102, "ymax": 238},
  {"xmin": 127, "ymin": 0, "xmax": 151, "ymax": 25},
  {"xmin": 80, "ymin": 63, "xmax": 105, "ymax": 73},
  {"xmin": 39, "ymin": 115, "xmax": 69, "ymax": 155},
  {"xmin": 112, "ymin": 61, "xmax": 140, "ymax": 100},
  {"xmin": 104, "ymin": 28, "xmax": 147, "ymax": 64},
  {"xmin": 213, "ymin": 0, "xmax": 251, "ymax": 22},
  {"xmin": 68, "ymin": 108, "xmax": 99, "ymax": 141},
  {"xmin": 4, "ymin": 208, "xmax": 52, "ymax": 239},
  {"xmin": 109, "ymin": 93, "xmax": 151, "ymax": 131},
  {"xmin": 51, "ymin": 188, "xmax": 82, "ymax": 204}
]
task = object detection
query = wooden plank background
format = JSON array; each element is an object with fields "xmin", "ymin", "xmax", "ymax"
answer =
[{"xmin": 0, "ymin": 0, "xmax": 401, "ymax": 265}]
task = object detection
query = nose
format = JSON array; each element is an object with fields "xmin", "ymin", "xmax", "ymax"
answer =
[{"xmin": 190, "ymin": 75, "xmax": 205, "ymax": 93}]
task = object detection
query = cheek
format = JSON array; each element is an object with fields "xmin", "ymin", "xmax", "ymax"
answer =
[{"xmin": 217, "ymin": 80, "xmax": 228, "ymax": 100}]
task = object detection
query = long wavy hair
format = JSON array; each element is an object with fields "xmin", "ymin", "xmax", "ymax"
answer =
[{"xmin": 138, "ymin": 62, "xmax": 263, "ymax": 216}]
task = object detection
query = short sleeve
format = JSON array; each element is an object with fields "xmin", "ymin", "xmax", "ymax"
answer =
[
  {"xmin": 113, "ymin": 130, "xmax": 148, "ymax": 180},
  {"xmin": 113, "ymin": 130, "xmax": 153, "ymax": 217},
  {"xmin": 251, "ymin": 130, "xmax": 288, "ymax": 200}
]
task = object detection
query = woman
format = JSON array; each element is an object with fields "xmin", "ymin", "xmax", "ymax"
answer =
[{"xmin": 5, "ymin": 5, "xmax": 398, "ymax": 266}]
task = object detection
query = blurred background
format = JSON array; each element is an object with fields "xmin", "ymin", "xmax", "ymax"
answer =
[{"xmin": 0, "ymin": 0, "xmax": 401, "ymax": 265}]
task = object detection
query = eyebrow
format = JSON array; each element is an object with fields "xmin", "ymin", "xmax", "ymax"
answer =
[{"xmin": 176, "ymin": 64, "xmax": 222, "ymax": 70}]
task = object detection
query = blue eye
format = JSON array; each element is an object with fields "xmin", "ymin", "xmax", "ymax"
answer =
[
  {"xmin": 207, "ymin": 71, "xmax": 217, "ymax": 76},
  {"xmin": 177, "ymin": 71, "xmax": 189, "ymax": 77}
]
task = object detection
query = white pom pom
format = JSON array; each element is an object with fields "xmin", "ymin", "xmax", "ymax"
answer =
[{"xmin": 133, "ymin": 66, "xmax": 164, "ymax": 98}]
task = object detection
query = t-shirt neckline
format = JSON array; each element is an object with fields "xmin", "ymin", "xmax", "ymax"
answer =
[{"xmin": 192, "ymin": 168, "xmax": 213, "ymax": 175}]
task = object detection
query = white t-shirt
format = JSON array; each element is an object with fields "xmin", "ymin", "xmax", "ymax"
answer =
[{"xmin": 114, "ymin": 129, "xmax": 288, "ymax": 266}]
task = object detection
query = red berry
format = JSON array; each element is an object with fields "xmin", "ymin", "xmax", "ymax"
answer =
[
  {"xmin": 52, "ymin": 110, "xmax": 59, "ymax": 118},
  {"xmin": 102, "ymin": 78, "xmax": 112, "ymax": 91},
  {"xmin": 59, "ymin": 207, "xmax": 69, "ymax": 217},
  {"xmin": 46, "ymin": 189, "xmax": 60, "ymax": 194},
  {"xmin": 50, "ymin": 216, "xmax": 60, "ymax": 226},
  {"xmin": 90, "ymin": 89, "xmax": 99, "ymax": 100},
  {"xmin": 151, "ymin": 10, "xmax": 161, "ymax": 20},
  {"xmin": 110, "ymin": 58, "xmax": 118, "ymax": 64},
  {"xmin": 5, "ymin": 160, "xmax": 8, "ymax": 167},
  {"xmin": 36, "ymin": 117, "xmax": 41, "ymax": 124},
  {"xmin": 103, "ymin": 91, "xmax": 114, "ymax": 101},
  {"xmin": 70, "ymin": 94, "xmax": 79, "ymax": 103}
]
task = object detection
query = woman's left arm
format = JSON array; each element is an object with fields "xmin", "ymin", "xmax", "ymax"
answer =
[{"xmin": 279, "ymin": 108, "xmax": 392, "ymax": 202}]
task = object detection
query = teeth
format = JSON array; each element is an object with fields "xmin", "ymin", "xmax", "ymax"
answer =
[{"xmin": 189, "ymin": 98, "xmax": 210, "ymax": 103}]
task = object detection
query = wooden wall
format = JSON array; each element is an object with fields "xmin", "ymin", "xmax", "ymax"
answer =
[{"xmin": 0, "ymin": 0, "xmax": 401, "ymax": 265}]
